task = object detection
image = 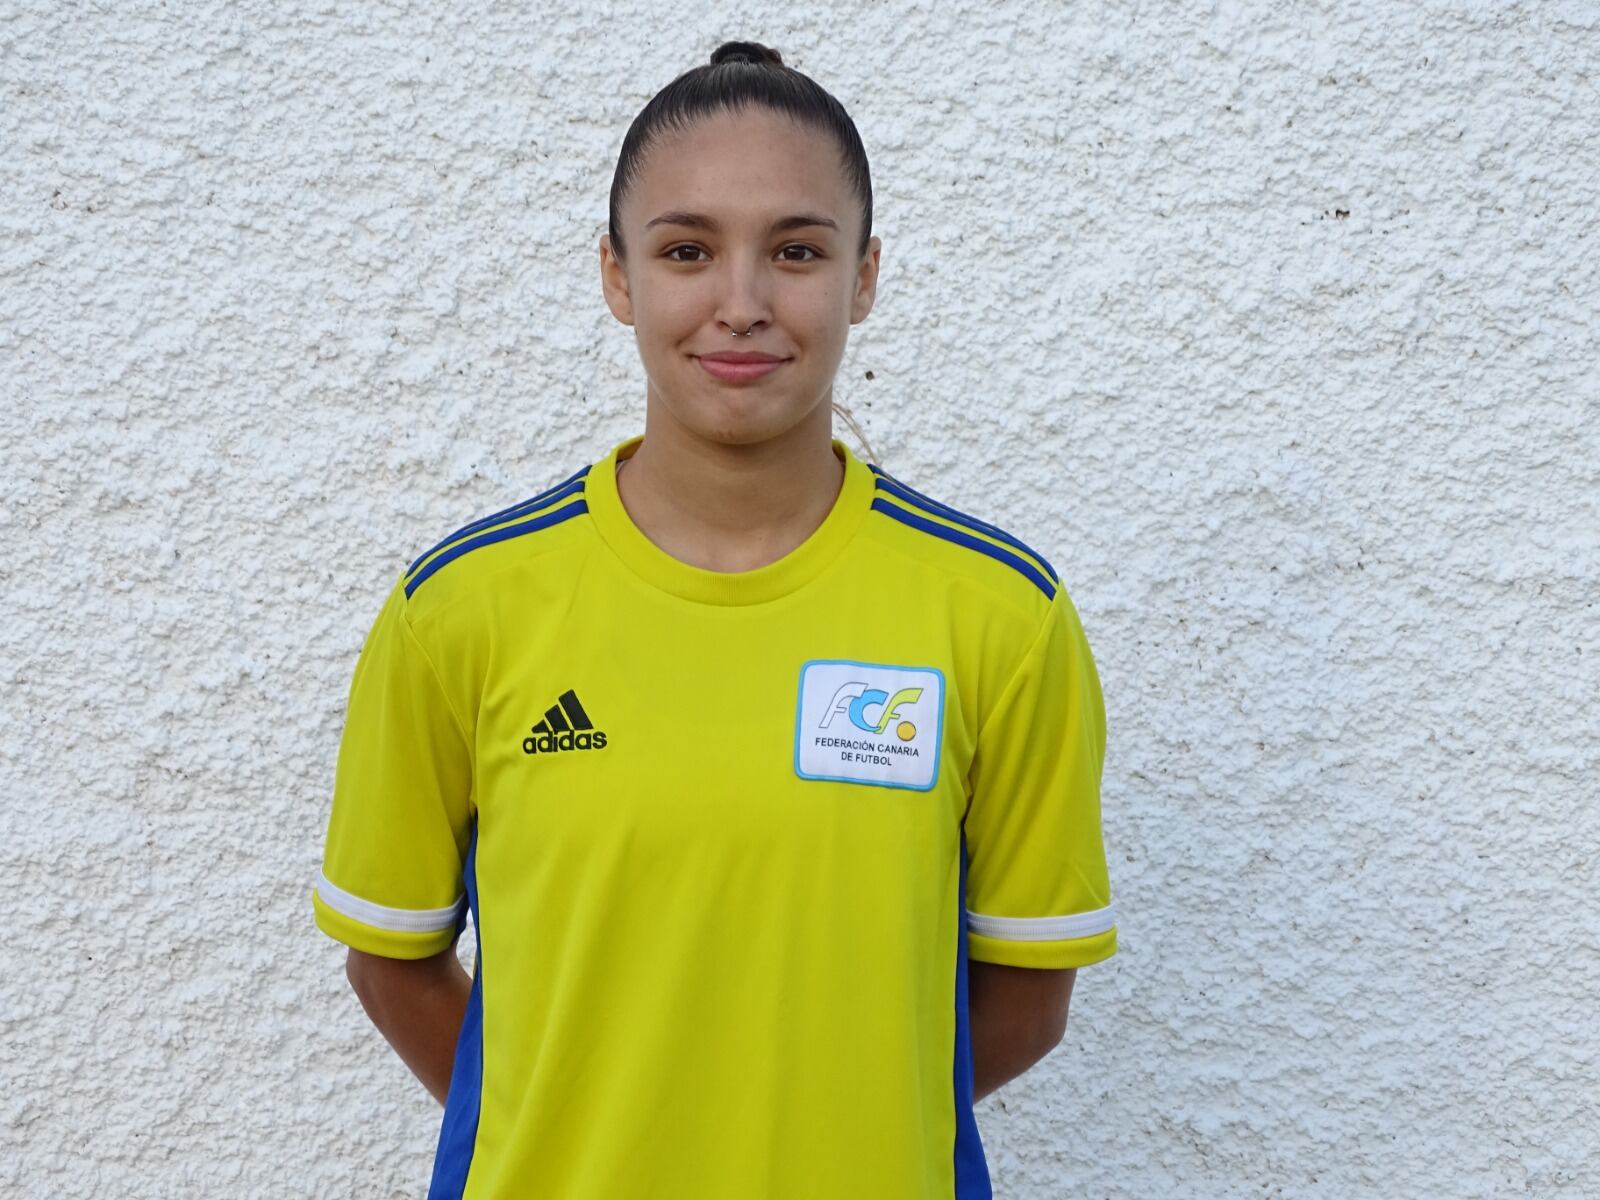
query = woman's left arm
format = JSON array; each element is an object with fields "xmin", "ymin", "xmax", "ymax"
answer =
[{"xmin": 967, "ymin": 961, "xmax": 1078, "ymax": 1102}]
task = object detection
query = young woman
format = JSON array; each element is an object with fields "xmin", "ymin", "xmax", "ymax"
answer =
[{"xmin": 313, "ymin": 40, "xmax": 1116, "ymax": 1200}]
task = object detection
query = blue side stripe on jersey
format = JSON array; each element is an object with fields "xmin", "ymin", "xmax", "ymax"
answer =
[
  {"xmin": 870, "ymin": 498, "xmax": 1057, "ymax": 601},
  {"xmin": 428, "ymin": 823, "xmax": 483, "ymax": 1200},
  {"xmin": 953, "ymin": 831, "xmax": 993, "ymax": 1198},
  {"xmin": 407, "ymin": 466, "xmax": 592, "ymax": 577},
  {"xmin": 405, "ymin": 498, "xmax": 589, "ymax": 599},
  {"xmin": 868, "ymin": 466, "xmax": 1059, "ymax": 584}
]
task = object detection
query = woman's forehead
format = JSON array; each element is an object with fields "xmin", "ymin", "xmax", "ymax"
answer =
[{"xmin": 630, "ymin": 110, "xmax": 850, "ymax": 223}]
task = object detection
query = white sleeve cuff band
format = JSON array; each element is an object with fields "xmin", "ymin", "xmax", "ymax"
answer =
[
  {"xmin": 965, "ymin": 900, "xmax": 1116, "ymax": 942},
  {"xmin": 315, "ymin": 872, "xmax": 465, "ymax": 933}
]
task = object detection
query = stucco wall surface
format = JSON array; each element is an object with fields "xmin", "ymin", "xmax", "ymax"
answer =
[{"xmin": 3, "ymin": 1, "xmax": 1596, "ymax": 1197}]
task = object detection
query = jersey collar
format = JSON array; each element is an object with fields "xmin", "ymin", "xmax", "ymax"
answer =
[{"xmin": 586, "ymin": 433, "xmax": 873, "ymax": 606}]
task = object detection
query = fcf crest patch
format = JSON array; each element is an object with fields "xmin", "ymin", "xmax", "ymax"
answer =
[{"xmin": 794, "ymin": 660, "xmax": 945, "ymax": 791}]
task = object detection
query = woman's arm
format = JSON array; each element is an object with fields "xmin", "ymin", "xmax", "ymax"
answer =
[
  {"xmin": 968, "ymin": 961, "xmax": 1077, "ymax": 1102},
  {"xmin": 344, "ymin": 944, "xmax": 473, "ymax": 1105}
]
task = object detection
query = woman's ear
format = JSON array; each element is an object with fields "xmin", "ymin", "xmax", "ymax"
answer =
[
  {"xmin": 599, "ymin": 234, "xmax": 635, "ymax": 326},
  {"xmin": 850, "ymin": 235, "xmax": 882, "ymax": 325}
]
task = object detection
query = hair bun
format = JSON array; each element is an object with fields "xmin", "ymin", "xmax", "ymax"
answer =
[{"xmin": 709, "ymin": 40, "xmax": 784, "ymax": 68}]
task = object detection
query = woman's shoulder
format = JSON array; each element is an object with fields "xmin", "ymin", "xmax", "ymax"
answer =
[
  {"xmin": 398, "ymin": 460, "xmax": 597, "ymax": 618},
  {"xmin": 861, "ymin": 460, "xmax": 1064, "ymax": 618}
]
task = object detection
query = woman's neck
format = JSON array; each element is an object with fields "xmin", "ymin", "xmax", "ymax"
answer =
[{"xmin": 614, "ymin": 402, "xmax": 844, "ymax": 574}]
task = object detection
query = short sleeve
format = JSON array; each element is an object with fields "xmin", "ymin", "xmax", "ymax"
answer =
[
  {"xmin": 962, "ymin": 586, "xmax": 1115, "ymax": 969},
  {"xmin": 311, "ymin": 571, "xmax": 475, "ymax": 959}
]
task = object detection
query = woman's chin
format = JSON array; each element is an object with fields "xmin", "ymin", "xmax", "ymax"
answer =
[{"xmin": 672, "ymin": 399, "xmax": 806, "ymax": 447}]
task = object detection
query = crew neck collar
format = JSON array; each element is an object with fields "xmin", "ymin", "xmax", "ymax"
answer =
[{"xmin": 585, "ymin": 434, "xmax": 873, "ymax": 606}]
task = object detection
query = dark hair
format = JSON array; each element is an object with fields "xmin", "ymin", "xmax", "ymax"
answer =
[{"xmin": 608, "ymin": 40, "xmax": 873, "ymax": 265}]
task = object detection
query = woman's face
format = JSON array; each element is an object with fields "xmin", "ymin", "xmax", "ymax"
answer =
[{"xmin": 601, "ymin": 106, "xmax": 881, "ymax": 447}]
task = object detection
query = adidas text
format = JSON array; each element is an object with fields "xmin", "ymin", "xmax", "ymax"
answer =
[{"xmin": 523, "ymin": 729, "xmax": 608, "ymax": 754}]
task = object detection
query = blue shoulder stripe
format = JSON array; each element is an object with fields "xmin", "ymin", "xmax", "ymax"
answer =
[
  {"xmin": 405, "ymin": 498, "xmax": 588, "ymax": 599},
  {"xmin": 867, "ymin": 467, "xmax": 1059, "ymax": 584},
  {"xmin": 870, "ymin": 497, "xmax": 1056, "ymax": 600},
  {"xmin": 407, "ymin": 466, "xmax": 591, "ymax": 578}
]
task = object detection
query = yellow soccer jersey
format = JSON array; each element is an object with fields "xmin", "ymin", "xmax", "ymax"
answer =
[{"xmin": 312, "ymin": 433, "xmax": 1116, "ymax": 1200}]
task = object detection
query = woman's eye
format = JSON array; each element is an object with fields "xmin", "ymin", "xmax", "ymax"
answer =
[{"xmin": 663, "ymin": 244, "xmax": 821, "ymax": 264}]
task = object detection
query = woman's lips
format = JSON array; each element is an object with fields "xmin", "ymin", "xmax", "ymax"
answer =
[{"xmin": 697, "ymin": 356, "xmax": 788, "ymax": 382}]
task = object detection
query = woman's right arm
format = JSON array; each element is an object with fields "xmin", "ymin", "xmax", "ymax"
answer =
[{"xmin": 345, "ymin": 944, "xmax": 473, "ymax": 1105}]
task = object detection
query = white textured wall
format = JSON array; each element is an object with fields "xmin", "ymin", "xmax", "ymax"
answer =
[{"xmin": 4, "ymin": 2, "xmax": 1596, "ymax": 1196}]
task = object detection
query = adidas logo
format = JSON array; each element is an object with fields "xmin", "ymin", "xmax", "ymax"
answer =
[{"xmin": 522, "ymin": 688, "xmax": 609, "ymax": 755}]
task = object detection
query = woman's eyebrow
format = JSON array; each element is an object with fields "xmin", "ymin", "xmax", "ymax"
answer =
[{"xmin": 644, "ymin": 210, "xmax": 839, "ymax": 234}]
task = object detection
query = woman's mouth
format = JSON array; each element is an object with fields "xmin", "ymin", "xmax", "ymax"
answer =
[{"xmin": 696, "ymin": 355, "xmax": 789, "ymax": 383}]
